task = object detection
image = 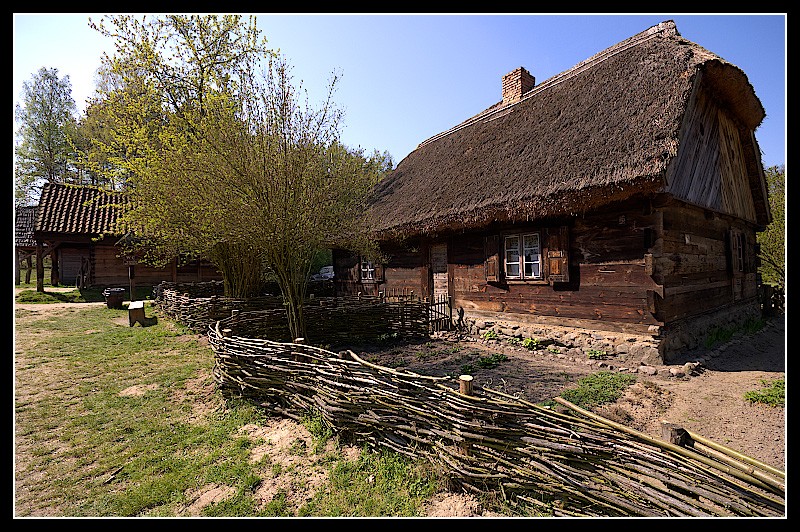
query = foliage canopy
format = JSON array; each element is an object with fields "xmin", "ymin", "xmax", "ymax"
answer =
[
  {"xmin": 90, "ymin": 14, "xmax": 389, "ymax": 339},
  {"xmin": 757, "ymin": 165, "xmax": 785, "ymax": 290}
]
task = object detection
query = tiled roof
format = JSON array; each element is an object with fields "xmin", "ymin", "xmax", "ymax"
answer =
[
  {"xmin": 35, "ymin": 182, "xmax": 127, "ymax": 236},
  {"xmin": 15, "ymin": 205, "xmax": 37, "ymax": 248}
]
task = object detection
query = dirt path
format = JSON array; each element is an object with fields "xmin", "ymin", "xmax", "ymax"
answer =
[{"xmin": 630, "ymin": 316, "xmax": 786, "ymax": 471}]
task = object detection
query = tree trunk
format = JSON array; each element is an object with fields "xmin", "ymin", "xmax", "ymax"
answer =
[
  {"xmin": 281, "ymin": 286, "xmax": 307, "ymax": 338},
  {"xmin": 210, "ymin": 242, "xmax": 264, "ymax": 299}
]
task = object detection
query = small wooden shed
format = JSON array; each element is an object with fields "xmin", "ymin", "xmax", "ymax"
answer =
[
  {"xmin": 333, "ymin": 21, "xmax": 771, "ymax": 361},
  {"xmin": 30, "ymin": 182, "xmax": 222, "ymax": 291}
]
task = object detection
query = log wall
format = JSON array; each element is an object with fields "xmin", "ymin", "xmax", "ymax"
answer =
[
  {"xmin": 333, "ymin": 242, "xmax": 428, "ymax": 299},
  {"xmin": 449, "ymin": 203, "xmax": 662, "ymax": 333},
  {"xmin": 653, "ymin": 201, "xmax": 759, "ymax": 323},
  {"xmin": 89, "ymin": 244, "xmax": 222, "ymax": 288}
]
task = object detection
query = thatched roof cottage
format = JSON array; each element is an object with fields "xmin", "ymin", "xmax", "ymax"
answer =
[{"xmin": 333, "ymin": 20, "xmax": 771, "ymax": 362}]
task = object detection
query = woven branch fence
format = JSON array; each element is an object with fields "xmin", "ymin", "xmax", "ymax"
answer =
[
  {"xmin": 208, "ymin": 311, "xmax": 785, "ymax": 517},
  {"xmin": 154, "ymin": 282, "xmax": 784, "ymax": 516},
  {"xmin": 153, "ymin": 281, "xmax": 432, "ymax": 341}
]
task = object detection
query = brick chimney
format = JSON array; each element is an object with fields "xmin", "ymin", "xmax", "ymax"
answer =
[{"xmin": 502, "ymin": 67, "xmax": 535, "ymax": 105}]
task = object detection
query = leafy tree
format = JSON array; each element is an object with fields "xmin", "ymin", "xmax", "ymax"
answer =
[
  {"xmin": 92, "ymin": 14, "xmax": 388, "ymax": 341},
  {"xmin": 14, "ymin": 67, "xmax": 78, "ymax": 205},
  {"xmin": 89, "ymin": 14, "xmax": 274, "ymax": 291},
  {"xmin": 758, "ymin": 165, "xmax": 785, "ymax": 289}
]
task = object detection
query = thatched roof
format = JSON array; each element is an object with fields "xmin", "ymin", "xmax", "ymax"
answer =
[
  {"xmin": 35, "ymin": 182, "xmax": 127, "ymax": 237},
  {"xmin": 366, "ymin": 20, "xmax": 766, "ymax": 238}
]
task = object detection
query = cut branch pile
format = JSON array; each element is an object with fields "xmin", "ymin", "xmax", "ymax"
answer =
[{"xmin": 208, "ymin": 313, "xmax": 785, "ymax": 517}]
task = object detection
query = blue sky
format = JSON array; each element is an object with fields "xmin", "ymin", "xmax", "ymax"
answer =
[{"xmin": 13, "ymin": 13, "xmax": 787, "ymax": 169}]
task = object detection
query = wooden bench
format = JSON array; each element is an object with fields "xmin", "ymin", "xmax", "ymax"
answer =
[{"xmin": 128, "ymin": 301, "xmax": 145, "ymax": 327}]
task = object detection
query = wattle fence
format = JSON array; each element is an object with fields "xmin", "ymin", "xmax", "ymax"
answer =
[
  {"xmin": 153, "ymin": 281, "xmax": 785, "ymax": 517},
  {"xmin": 152, "ymin": 280, "xmax": 436, "ymax": 342}
]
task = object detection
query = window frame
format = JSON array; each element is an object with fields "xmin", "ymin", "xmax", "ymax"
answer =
[
  {"xmin": 503, "ymin": 232, "xmax": 544, "ymax": 282},
  {"xmin": 360, "ymin": 259, "xmax": 376, "ymax": 282}
]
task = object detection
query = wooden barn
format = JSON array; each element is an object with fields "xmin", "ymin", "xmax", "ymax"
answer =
[
  {"xmin": 30, "ymin": 182, "xmax": 222, "ymax": 291},
  {"xmin": 333, "ymin": 20, "xmax": 771, "ymax": 361}
]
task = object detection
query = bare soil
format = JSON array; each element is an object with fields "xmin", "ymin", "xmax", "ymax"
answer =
[{"xmin": 14, "ymin": 292, "xmax": 786, "ymax": 517}]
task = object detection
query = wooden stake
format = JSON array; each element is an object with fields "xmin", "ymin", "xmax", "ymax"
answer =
[{"xmin": 459, "ymin": 375, "xmax": 474, "ymax": 396}]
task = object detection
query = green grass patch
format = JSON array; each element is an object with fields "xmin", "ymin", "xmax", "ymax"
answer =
[
  {"xmin": 15, "ymin": 285, "xmax": 156, "ymax": 304},
  {"xmin": 297, "ymin": 447, "xmax": 440, "ymax": 517},
  {"xmin": 704, "ymin": 318, "xmax": 767, "ymax": 349},
  {"xmin": 744, "ymin": 378, "xmax": 785, "ymax": 407},
  {"xmin": 555, "ymin": 372, "xmax": 637, "ymax": 409},
  {"xmin": 14, "ymin": 302, "xmax": 456, "ymax": 517},
  {"xmin": 16, "ymin": 288, "xmax": 102, "ymax": 304},
  {"xmin": 476, "ymin": 352, "xmax": 508, "ymax": 369}
]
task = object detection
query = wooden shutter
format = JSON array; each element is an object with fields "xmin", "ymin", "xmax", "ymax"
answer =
[
  {"xmin": 728, "ymin": 229, "xmax": 743, "ymax": 273},
  {"xmin": 547, "ymin": 226, "xmax": 570, "ymax": 284},
  {"xmin": 484, "ymin": 235, "xmax": 499, "ymax": 282},
  {"xmin": 373, "ymin": 263, "xmax": 385, "ymax": 282}
]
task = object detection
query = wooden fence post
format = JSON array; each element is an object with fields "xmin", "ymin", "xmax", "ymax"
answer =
[
  {"xmin": 458, "ymin": 375, "xmax": 474, "ymax": 456},
  {"xmin": 661, "ymin": 421, "xmax": 689, "ymax": 446},
  {"xmin": 293, "ymin": 337, "xmax": 308, "ymax": 363},
  {"xmin": 459, "ymin": 374, "xmax": 474, "ymax": 396}
]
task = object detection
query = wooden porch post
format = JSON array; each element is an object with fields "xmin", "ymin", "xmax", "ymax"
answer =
[
  {"xmin": 36, "ymin": 244, "xmax": 44, "ymax": 292},
  {"xmin": 50, "ymin": 247, "xmax": 60, "ymax": 287}
]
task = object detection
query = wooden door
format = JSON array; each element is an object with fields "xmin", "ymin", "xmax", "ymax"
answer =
[{"xmin": 430, "ymin": 242, "xmax": 449, "ymax": 299}]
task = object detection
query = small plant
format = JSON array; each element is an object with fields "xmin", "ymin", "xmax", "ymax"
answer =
[
  {"xmin": 704, "ymin": 327, "xmax": 734, "ymax": 349},
  {"xmin": 302, "ymin": 412, "xmax": 335, "ymax": 453},
  {"xmin": 587, "ymin": 349, "xmax": 607, "ymax": 359},
  {"xmin": 476, "ymin": 353, "xmax": 508, "ymax": 369},
  {"xmin": 378, "ymin": 332, "xmax": 399, "ymax": 343},
  {"xmin": 415, "ymin": 350, "xmax": 432, "ymax": 361},
  {"xmin": 547, "ymin": 346, "xmax": 560, "ymax": 354},
  {"xmin": 744, "ymin": 378, "xmax": 785, "ymax": 407},
  {"xmin": 288, "ymin": 437, "xmax": 308, "ymax": 456},
  {"xmin": 459, "ymin": 363, "xmax": 476, "ymax": 375},
  {"xmin": 522, "ymin": 337, "xmax": 541, "ymax": 350},
  {"xmin": 704, "ymin": 318, "xmax": 767, "ymax": 349},
  {"xmin": 506, "ymin": 337, "xmax": 521, "ymax": 346},
  {"xmin": 481, "ymin": 330, "xmax": 499, "ymax": 340},
  {"xmin": 385, "ymin": 358, "xmax": 408, "ymax": 369}
]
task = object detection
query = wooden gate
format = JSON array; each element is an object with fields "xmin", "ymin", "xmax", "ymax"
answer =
[{"xmin": 427, "ymin": 294, "xmax": 452, "ymax": 332}]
